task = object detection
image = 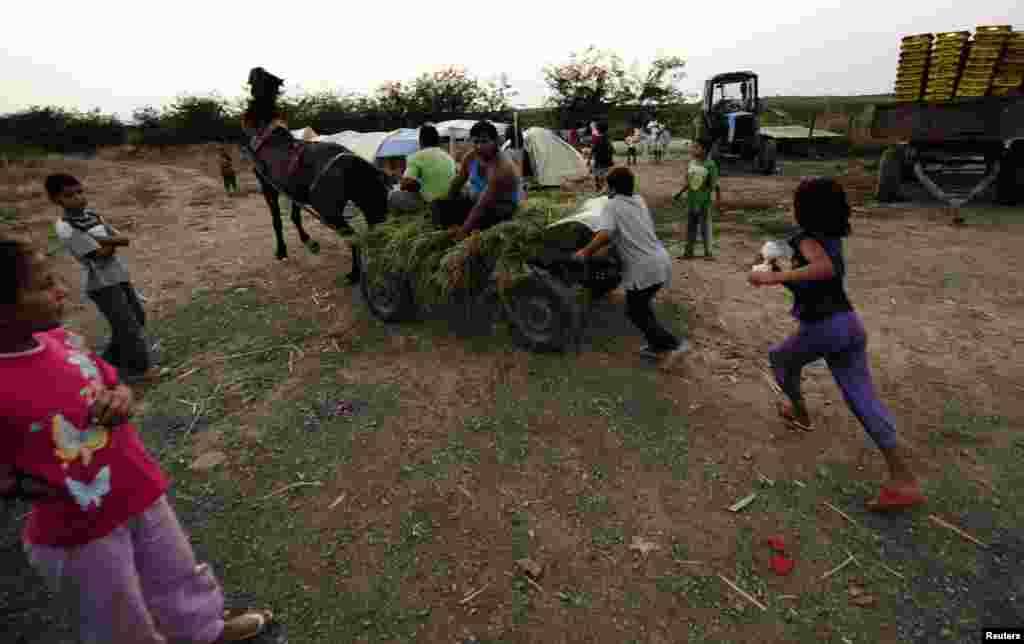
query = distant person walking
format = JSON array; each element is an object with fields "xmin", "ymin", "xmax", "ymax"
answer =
[{"xmin": 219, "ymin": 144, "xmax": 238, "ymax": 195}]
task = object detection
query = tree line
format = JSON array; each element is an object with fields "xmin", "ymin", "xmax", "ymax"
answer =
[{"xmin": 1, "ymin": 50, "xmax": 692, "ymax": 152}]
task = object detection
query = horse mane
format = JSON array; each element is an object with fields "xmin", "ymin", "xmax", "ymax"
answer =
[{"xmin": 246, "ymin": 67, "xmax": 284, "ymax": 128}]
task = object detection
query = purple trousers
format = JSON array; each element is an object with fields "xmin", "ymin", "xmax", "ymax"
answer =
[
  {"xmin": 769, "ymin": 311, "xmax": 898, "ymax": 450},
  {"xmin": 24, "ymin": 496, "xmax": 225, "ymax": 644}
]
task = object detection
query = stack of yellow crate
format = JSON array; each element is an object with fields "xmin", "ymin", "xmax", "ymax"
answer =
[
  {"xmin": 896, "ymin": 34, "xmax": 933, "ymax": 101},
  {"xmin": 925, "ymin": 31, "xmax": 970, "ymax": 101},
  {"xmin": 991, "ymin": 30, "xmax": 1023, "ymax": 96},
  {"xmin": 957, "ymin": 25, "xmax": 1012, "ymax": 97}
]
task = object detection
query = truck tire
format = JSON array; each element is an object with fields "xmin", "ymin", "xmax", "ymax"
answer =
[
  {"xmin": 756, "ymin": 138, "xmax": 778, "ymax": 175},
  {"xmin": 502, "ymin": 269, "xmax": 582, "ymax": 353},
  {"xmin": 996, "ymin": 140, "xmax": 1024, "ymax": 206},
  {"xmin": 359, "ymin": 253, "xmax": 416, "ymax": 323},
  {"xmin": 876, "ymin": 145, "xmax": 906, "ymax": 202}
]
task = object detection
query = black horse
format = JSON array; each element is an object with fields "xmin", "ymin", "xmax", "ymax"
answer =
[{"xmin": 242, "ymin": 67, "xmax": 389, "ymax": 282}]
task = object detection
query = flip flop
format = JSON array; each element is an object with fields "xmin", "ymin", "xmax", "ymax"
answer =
[
  {"xmin": 867, "ymin": 486, "xmax": 926, "ymax": 513},
  {"xmin": 218, "ymin": 609, "xmax": 273, "ymax": 642},
  {"xmin": 777, "ymin": 400, "xmax": 814, "ymax": 432}
]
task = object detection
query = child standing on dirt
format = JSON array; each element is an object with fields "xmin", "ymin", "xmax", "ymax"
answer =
[
  {"xmin": 219, "ymin": 144, "xmax": 238, "ymax": 195},
  {"xmin": 747, "ymin": 177, "xmax": 925, "ymax": 512},
  {"xmin": 575, "ymin": 167, "xmax": 688, "ymax": 365},
  {"xmin": 673, "ymin": 139, "xmax": 720, "ymax": 259},
  {"xmin": 589, "ymin": 122, "xmax": 615, "ymax": 193},
  {"xmin": 625, "ymin": 128, "xmax": 641, "ymax": 166},
  {"xmin": 0, "ymin": 235, "xmax": 274, "ymax": 643},
  {"xmin": 46, "ymin": 173, "xmax": 153, "ymax": 385}
]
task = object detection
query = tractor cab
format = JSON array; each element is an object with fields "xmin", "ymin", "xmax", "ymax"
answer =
[{"xmin": 697, "ymin": 71, "xmax": 776, "ymax": 174}]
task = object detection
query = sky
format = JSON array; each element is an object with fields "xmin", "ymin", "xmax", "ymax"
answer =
[{"xmin": 2, "ymin": 1, "xmax": 1020, "ymax": 122}]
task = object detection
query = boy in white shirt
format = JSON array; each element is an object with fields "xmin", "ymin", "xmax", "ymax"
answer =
[{"xmin": 575, "ymin": 166, "xmax": 688, "ymax": 363}]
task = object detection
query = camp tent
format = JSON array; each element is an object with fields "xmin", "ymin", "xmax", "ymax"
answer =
[
  {"xmin": 290, "ymin": 127, "xmax": 319, "ymax": 142},
  {"xmin": 433, "ymin": 120, "xmax": 511, "ymax": 142},
  {"xmin": 312, "ymin": 128, "xmax": 420, "ymax": 165},
  {"xmin": 504, "ymin": 127, "xmax": 588, "ymax": 187}
]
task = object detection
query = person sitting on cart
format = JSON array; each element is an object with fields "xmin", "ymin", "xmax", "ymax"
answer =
[
  {"xmin": 434, "ymin": 121, "xmax": 522, "ymax": 241},
  {"xmin": 389, "ymin": 124, "xmax": 456, "ymax": 213}
]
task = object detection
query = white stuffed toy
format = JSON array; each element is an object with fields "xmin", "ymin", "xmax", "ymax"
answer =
[{"xmin": 752, "ymin": 239, "xmax": 793, "ymax": 272}]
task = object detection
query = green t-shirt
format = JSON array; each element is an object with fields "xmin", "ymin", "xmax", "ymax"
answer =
[
  {"xmin": 403, "ymin": 147, "xmax": 457, "ymax": 202},
  {"xmin": 686, "ymin": 158, "xmax": 719, "ymax": 211}
]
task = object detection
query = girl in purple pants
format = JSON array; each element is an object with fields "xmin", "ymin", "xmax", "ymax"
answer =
[{"xmin": 748, "ymin": 177, "xmax": 924, "ymax": 512}]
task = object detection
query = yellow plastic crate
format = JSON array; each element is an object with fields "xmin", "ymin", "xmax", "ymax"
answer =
[
  {"xmin": 990, "ymin": 85, "xmax": 1022, "ymax": 96},
  {"xmin": 967, "ymin": 48, "xmax": 1004, "ymax": 59},
  {"xmin": 975, "ymin": 25, "xmax": 1012, "ymax": 34},
  {"xmin": 901, "ymin": 33, "xmax": 933, "ymax": 42},
  {"xmin": 992, "ymin": 75, "xmax": 1024, "ymax": 87},
  {"xmin": 900, "ymin": 45, "xmax": 932, "ymax": 56},
  {"xmin": 962, "ymin": 63, "xmax": 998, "ymax": 73}
]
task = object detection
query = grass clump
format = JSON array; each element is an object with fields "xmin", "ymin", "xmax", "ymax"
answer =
[{"xmin": 359, "ymin": 193, "xmax": 588, "ymax": 306}]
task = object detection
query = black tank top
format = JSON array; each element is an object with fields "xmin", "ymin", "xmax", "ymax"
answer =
[{"xmin": 783, "ymin": 232, "xmax": 853, "ymax": 322}]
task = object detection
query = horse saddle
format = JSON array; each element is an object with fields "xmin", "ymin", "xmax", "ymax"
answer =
[{"xmin": 250, "ymin": 125, "xmax": 306, "ymax": 183}]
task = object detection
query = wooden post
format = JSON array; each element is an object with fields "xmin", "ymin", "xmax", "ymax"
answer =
[{"xmin": 807, "ymin": 112, "xmax": 818, "ymax": 158}]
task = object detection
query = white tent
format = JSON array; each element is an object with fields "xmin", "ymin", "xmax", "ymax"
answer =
[
  {"xmin": 307, "ymin": 129, "xmax": 420, "ymax": 165},
  {"xmin": 290, "ymin": 127, "xmax": 319, "ymax": 142},
  {"xmin": 433, "ymin": 119, "xmax": 511, "ymax": 141},
  {"xmin": 505, "ymin": 127, "xmax": 588, "ymax": 187}
]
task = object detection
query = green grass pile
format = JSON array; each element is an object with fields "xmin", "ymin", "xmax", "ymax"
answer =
[{"xmin": 360, "ymin": 194, "xmax": 585, "ymax": 305}]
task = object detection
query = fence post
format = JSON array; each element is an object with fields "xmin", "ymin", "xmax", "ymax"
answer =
[{"xmin": 807, "ymin": 112, "xmax": 818, "ymax": 158}]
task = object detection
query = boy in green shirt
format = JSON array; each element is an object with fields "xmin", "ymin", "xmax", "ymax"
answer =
[{"xmin": 673, "ymin": 139, "xmax": 721, "ymax": 259}]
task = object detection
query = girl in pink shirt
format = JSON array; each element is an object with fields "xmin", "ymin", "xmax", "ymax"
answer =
[{"xmin": 0, "ymin": 236, "xmax": 272, "ymax": 643}]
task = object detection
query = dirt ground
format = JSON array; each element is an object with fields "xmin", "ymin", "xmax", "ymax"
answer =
[{"xmin": 2, "ymin": 146, "xmax": 1023, "ymax": 644}]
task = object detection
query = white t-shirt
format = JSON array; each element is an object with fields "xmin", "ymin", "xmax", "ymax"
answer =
[{"xmin": 597, "ymin": 194, "xmax": 672, "ymax": 291}]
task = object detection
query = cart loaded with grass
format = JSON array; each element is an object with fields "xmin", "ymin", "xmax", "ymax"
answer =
[{"xmin": 358, "ymin": 195, "xmax": 622, "ymax": 352}]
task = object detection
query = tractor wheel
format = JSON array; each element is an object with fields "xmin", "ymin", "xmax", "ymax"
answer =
[
  {"xmin": 359, "ymin": 253, "xmax": 416, "ymax": 323},
  {"xmin": 756, "ymin": 138, "xmax": 778, "ymax": 175},
  {"xmin": 876, "ymin": 145, "xmax": 906, "ymax": 203},
  {"xmin": 996, "ymin": 140, "xmax": 1024, "ymax": 206},
  {"xmin": 502, "ymin": 269, "xmax": 582, "ymax": 353}
]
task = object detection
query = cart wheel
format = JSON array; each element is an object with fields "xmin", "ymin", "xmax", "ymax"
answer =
[
  {"xmin": 756, "ymin": 138, "xmax": 777, "ymax": 175},
  {"xmin": 876, "ymin": 145, "xmax": 906, "ymax": 202},
  {"xmin": 997, "ymin": 140, "xmax": 1024, "ymax": 206},
  {"xmin": 502, "ymin": 270, "xmax": 582, "ymax": 353},
  {"xmin": 359, "ymin": 254, "xmax": 416, "ymax": 322}
]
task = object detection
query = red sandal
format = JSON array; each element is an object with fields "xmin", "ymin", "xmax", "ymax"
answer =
[
  {"xmin": 777, "ymin": 400, "xmax": 814, "ymax": 432},
  {"xmin": 866, "ymin": 486, "xmax": 926, "ymax": 512}
]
